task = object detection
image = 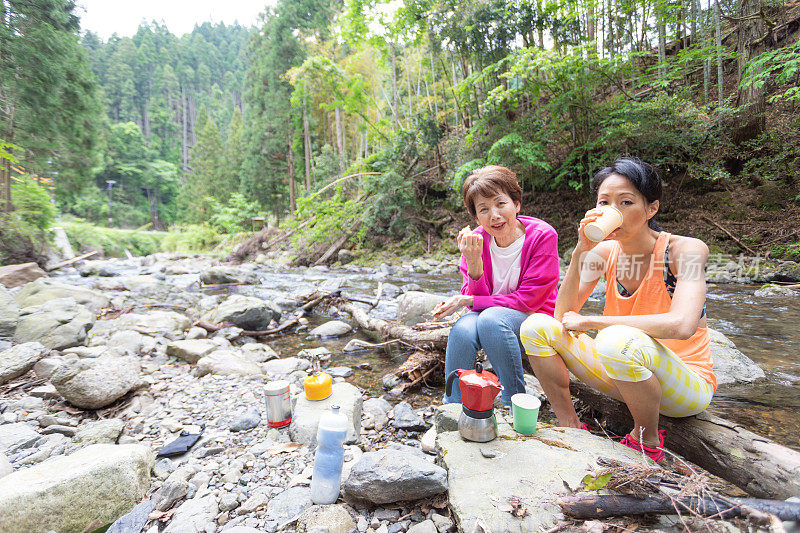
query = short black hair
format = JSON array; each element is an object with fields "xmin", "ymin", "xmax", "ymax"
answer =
[{"xmin": 591, "ymin": 157, "xmax": 662, "ymax": 230}]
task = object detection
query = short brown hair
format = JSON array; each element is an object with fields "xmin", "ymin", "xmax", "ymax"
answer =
[{"xmin": 462, "ymin": 165, "xmax": 522, "ymax": 218}]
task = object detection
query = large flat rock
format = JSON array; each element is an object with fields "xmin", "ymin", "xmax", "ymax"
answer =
[
  {"xmin": 0, "ymin": 284, "xmax": 19, "ymax": 338},
  {"xmin": 14, "ymin": 298, "xmax": 95, "ymax": 350},
  {"xmin": 709, "ymin": 328, "xmax": 766, "ymax": 386},
  {"xmin": 438, "ymin": 417, "xmax": 646, "ymax": 532},
  {"xmin": 14, "ymin": 278, "xmax": 109, "ymax": 312},
  {"xmin": 89, "ymin": 310, "xmax": 191, "ymax": 338},
  {"xmin": 290, "ymin": 382, "xmax": 362, "ymax": 446},
  {"xmin": 0, "ymin": 263, "xmax": 47, "ymax": 289},
  {"xmin": 0, "ymin": 443, "xmax": 153, "ymax": 533}
]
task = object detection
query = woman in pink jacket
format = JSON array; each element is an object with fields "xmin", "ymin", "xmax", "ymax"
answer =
[{"xmin": 433, "ymin": 165, "xmax": 561, "ymax": 406}]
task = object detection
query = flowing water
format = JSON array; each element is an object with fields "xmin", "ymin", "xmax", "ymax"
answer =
[{"xmin": 217, "ymin": 263, "xmax": 800, "ymax": 451}]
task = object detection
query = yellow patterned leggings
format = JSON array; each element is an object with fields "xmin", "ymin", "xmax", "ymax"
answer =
[{"xmin": 519, "ymin": 313, "xmax": 714, "ymax": 417}]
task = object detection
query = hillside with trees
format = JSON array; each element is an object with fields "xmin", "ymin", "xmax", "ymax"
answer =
[{"xmin": 1, "ymin": 0, "xmax": 799, "ymax": 264}]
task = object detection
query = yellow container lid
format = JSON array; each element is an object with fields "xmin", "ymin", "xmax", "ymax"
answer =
[{"xmin": 304, "ymin": 372, "xmax": 332, "ymax": 401}]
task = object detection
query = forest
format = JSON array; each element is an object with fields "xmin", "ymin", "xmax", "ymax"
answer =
[{"xmin": 1, "ymin": 0, "xmax": 799, "ymax": 263}]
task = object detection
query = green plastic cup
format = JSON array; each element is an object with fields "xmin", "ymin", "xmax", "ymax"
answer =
[{"xmin": 511, "ymin": 393, "xmax": 541, "ymax": 435}]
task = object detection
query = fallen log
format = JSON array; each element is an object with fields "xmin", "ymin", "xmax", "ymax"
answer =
[
  {"xmin": 558, "ymin": 493, "xmax": 800, "ymax": 522},
  {"xmin": 45, "ymin": 250, "xmax": 98, "ymax": 271},
  {"xmin": 570, "ymin": 380, "xmax": 800, "ymax": 499},
  {"xmin": 334, "ymin": 299, "xmax": 451, "ymax": 350}
]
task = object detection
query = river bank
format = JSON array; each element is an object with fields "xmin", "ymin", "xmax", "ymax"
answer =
[{"xmin": 1, "ymin": 253, "xmax": 799, "ymax": 532}]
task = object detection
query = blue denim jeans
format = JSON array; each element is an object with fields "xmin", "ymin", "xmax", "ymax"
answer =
[{"xmin": 443, "ymin": 306, "xmax": 529, "ymax": 407}]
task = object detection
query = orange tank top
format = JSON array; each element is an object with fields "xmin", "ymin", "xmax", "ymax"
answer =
[{"xmin": 603, "ymin": 232, "xmax": 716, "ymax": 390}]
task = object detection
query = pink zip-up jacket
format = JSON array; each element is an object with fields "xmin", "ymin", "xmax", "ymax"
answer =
[{"xmin": 460, "ymin": 215, "xmax": 560, "ymax": 315}]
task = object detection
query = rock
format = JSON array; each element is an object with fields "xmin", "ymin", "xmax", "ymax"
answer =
[
  {"xmin": 407, "ymin": 520, "xmax": 437, "ymax": 533},
  {"xmin": 343, "ymin": 339, "xmax": 375, "ymax": 353},
  {"xmin": 764, "ymin": 261, "xmax": 800, "ymax": 283},
  {"xmin": 343, "ymin": 449, "xmax": 447, "ymax": 505},
  {"xmin": 0, "ymin": 422, "xmax": 40, "ymax": 455},
  {"xmin": 186, "ymin": 326, "xmax": 207, "ymax": 340},
  {"xmin": 0, "ymin": 453, "xmax": 11, "ymax": 479},
  {"xmin": 0, "ymin": 342, "xmax": 48, "ymax": 385},
  {"xmin": 327, "ymin": 366, "xmax": 354, "ymax": 378},
  {"xmin": 382, "ymin": 374, "xmax": 403, "ymax": 390},
  {"xmin": 290, "ymin": 382, "xmax": 362, "ymax": 446},
  {"xmin": 0, "ymin": 284, "xmax": 19, "ymax": 338},
  {"xmin": 392, "ymin": 402, "xmax": 428, "ymax": 431},
  {"xmin": 709, "ymin": 329, "xmax": 766, "ymax": 386},
  {"xmin": 106, "ymin": 500, "xmax": 155, "ymax": 533},
  {"xmin": 396, "ymin": 292, "xmax": 446, "ymax": 325},
  {"xmin": 197, "ymin": 350, "xmax": 263, "ymax": 377},
  {"xmin": 297, "ymin": 346, "xmax": 332, "ymax": 361},
  {"xmin": 210, "ymin": 294, "xmax": 281, "ymax": 330},
  {"xmin": 420, "ymin": 427, "xmax": 436, "ymax": 454},
  {"xmin": 88, "ymin": 310, "xmax": 190, "ymax": 338},
  {"xmin": 14, "ymin": 298, "xmax": 95, "ymax": 350},
  {"xmin": 200, "ymin": 266, "xmax": 259, "ymax": 285},
  {"xmin": 262, "ymin": 356, "xmax": 311, "ymax": 376},
  {"xmin": 265, "ymin": 486, "xmax": 313, "ymax": 522},
  {"xmin": 754, "ymin": 283, "xmax": 798, "ymax": 298},
  {"xmin": 152, "ymin": 468, "xmax": 192, "ymax": 511},
  {"xmin": 309, "ymin": 320, "xmax": 353, "ymax": 338},
  {"xmin": 212, "ymin": 326, "xmax": 244, "ymax": 340},
  {"xmin": 439, "ymin": 422, "xmax": 650, "ymax": 532},
  {"xmin": 434, "ymin": 403, "xmax": 461, "ymax": 434},
  {"xmin": 163, "ymin": 493, "xmax": 218, "ymax": 533},
  {"xmin": 337, "ymin": 249, "xmax": 355, "ymax": 264},
  {"xmin": 0, "ymin": 443, "xmax": 153, "ymax": 533},
  {"xmin": 14, "ymin": 278, "xmax": 109, "ymax": 311},
  {"xmin": 71, "ymin": 419, "xmax": 125, "ymax": 447},
  {"xmin": 430, "ymin": 513, "xmax": 453, "ymax": 532},
  {"xmin": 50, "ymin": 355, "xmax": 142, "ymax": 409},
  {"xmin": 0, "ymin": 263, "xmax": 47, "ymax": 289},
  {"xmin": 41, "ymin": 425, "xmax": 77, "ymax": 437},
  {"xmin": 229, "ymin": 408, "xmax": 262, "ymax": 432},
  {"xmin": 241, "ymin": 343, "xmax": 280, "ymax": 363},
  {"xmin": 103, "ymin": 330, "xmax": 156, "ymax": 356},
  {"xmin": 297, "ymin": 504, "xmax": 357, "ymax": 533},
  {"xmin": 33, "ymin": 354, "xmax": 72, "ymax": 379},
  {"xmin": 167, "ymin": 339, "xmax": 219, "ymax": 364}
]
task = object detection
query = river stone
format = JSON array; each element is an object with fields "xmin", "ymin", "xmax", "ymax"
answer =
[
  {"xmin": 14, "ymin": 298, "xmax": 95, "ymax": 350},
  {"xmin": 392, "ymin": 401, "xmax": 428, "ymax": 431},
  {"xmin": 754, "ymin": 283, "xmax": 798, "ymax": 297},
  {"xmin": 0, "ymin": 453, "xmax": 11, "ymax": 479},
  {"xmin": 102, "ymin": 329, "xmax": 156, "ymax": 356},
  {"xmin": 290, "ymin": 382, "xmax": 362, "ymax": 446},
  {"xmin": 0, "ymin": 443, "xmax": 153, "ymax": 533},
  {"xmin": 15, "ymin": 278, "xmax": 109, "ymax": 312},
  {"xmin": 229, "ymin": 407, "xmax": 262, "ymax": 432},
  {"xmin": 309, "ymin": 320, "xmax": 353, "ymax": 338},
  {"xmin": 764, "ymin": 261, "xmax": 800, "ymax": 283},
  {"xmin": 342, "ymin": 449, "xmax": 447, "ymax": 505},
  {"xmin": 363, "ymin": 398, "xmax": 392, "ymax": 431},
  {"xmin": 262, "ymin": 356, "xmax": 311, "ymax": 376},
  {"xmin": 0, "ymin": 422, "xmax": 40, "ymax": 455},
  {"xmin": 199, "ymin": 266, "xmax": 259, "ymax": 285},
  {"xmin": 240, "ymin": 343, "xmax": 279, "ymax": 363},
  {"xmin": 709, "ymin": 329, "xmax": 766, "ymax": 386},
  {"xmin": 327, "ymin": 366, "xmax": 354, "ymax": 378},
  {"xmin": 166, "ymin": 339, "xmax": 218, "ymax": 363},
  {"xmin": 50, "ymin": 355, "xmax": 142, "ymax": 409},
  {"xmin": 0, "ymin": 284, "xmax": 19, "ymax": 338},
  {"xmin": 266, "ymin": 486, "xmax": 313, "ymax": 522},
  {"xmin": 106, "ymin": 500, "xmax": 155, "ymax": 533},
  {"xmin": 0, "ymin": 262, "xmax": 47, "ymax": 289},
  {"xmin": 210, "ymin": 294, "xmax": 281, "ymax": 330},
  {"xmin": 396, "ymin": 291, "xmax": 447, "ymax": 326},
  {"xmin": 89, "ymin": 310, "xmax": 191, "ymax": 338},
  {"xmin": 72, "ymin": 419, "xmax": 125, "ymax": 448},
  {"xmin": 197, "ymin": 349, "xmax": 263, "ymax": 377},
  {"xmin": 163, "ymin": 493, "xmax": 218, "ymax": 533},
  {"xmin": 297, "ymin": 504, "xmax": 357, "ymax": 533},
  {"xmin": 0, "ymin": 342, "xmax": 48, "ymax": 385},
  {"xmin": 439, "ymin": 419, "xmax": 648, "ymax": 532},
  {"xmin": 152, "ymin": 467, "xmax": 192, "ymax": 511},
  {"xmin": 407, "ymin": 520, "xmax": 437, "ymax": 533}
]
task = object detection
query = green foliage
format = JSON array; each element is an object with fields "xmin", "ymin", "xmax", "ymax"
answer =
[
  {"xmin": 161, "ymin": 224, "xmax": 224, "ymax": 252},
  {"xmin": 11, "ymin": 178, "xmax": 58, "ymax": 231},
  {"xmin": 454, "ymin": 158, "xmax": 486, "ymax": 193},
  {"xmin": 486, "ymin": 133, "xmax": 551, "ymax": 185},
  {"xmin": 581, "ymin": 472, "xmax": 612, "ymax": 491},
  {"xmin": 206, "ymin": 193, "xmax": 262, "ymax": 234},
  {"xmin": 0, "ymin": 213, "xmax": 49, "ymax": 266},
  {"xmin": 62, "ymin": 219, "xmax": 166, "ymax": 257},
  {"xmin": 741, "ymin": 38, "xmax": 800, "ymax": 103}
]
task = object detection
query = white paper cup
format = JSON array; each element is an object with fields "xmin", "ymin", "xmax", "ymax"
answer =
[{"xmin": 584, "ymin": 206, "xmax": 623, "ymax": 242}]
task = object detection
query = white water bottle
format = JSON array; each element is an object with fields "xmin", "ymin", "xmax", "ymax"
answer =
[{"xmin": 310, "ymin": 405, "xmax": 348, "ymax": 504}]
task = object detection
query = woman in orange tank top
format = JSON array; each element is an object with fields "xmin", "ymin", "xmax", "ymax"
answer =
[{"xmin": 520, "ymin": 157, "xmax": 715, "ymax": 463}]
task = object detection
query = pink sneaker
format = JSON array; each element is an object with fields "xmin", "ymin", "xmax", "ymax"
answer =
[
  {"xmin": 580, "ymin": 423, "xmax": 590, "ymax": 431},
  {"xmin": 619, "ymin": 430, "xmax": 666, "ymax": 463}
]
